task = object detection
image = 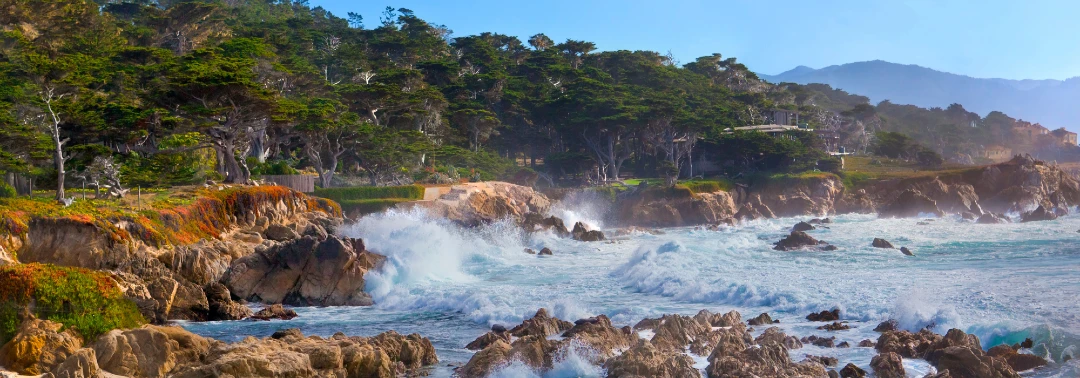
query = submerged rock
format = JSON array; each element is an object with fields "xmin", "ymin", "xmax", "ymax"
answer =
[
  {"xmin": 977, "ymin": 213, "xmax": 1010, "ymax": 224},
  {"xmin": 900, "ymin": 247, "xmax": 915, "ymax": 256},
  {"xmin": 818, "ymin": 322, "xmax": 851, "ymax": 331}
]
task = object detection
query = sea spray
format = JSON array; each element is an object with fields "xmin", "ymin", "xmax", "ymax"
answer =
[
  {"xmin": 487, "ymin": 340, "xmax": 606, "ymax": 378},
  {"xmin": 549, "ymin": 189, "xmax": 610, "ymax": 230}
]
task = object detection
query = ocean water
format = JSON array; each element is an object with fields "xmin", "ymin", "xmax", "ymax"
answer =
[{"xmin": 183, "ymin": 206, "xmax": 1080, "ymax": 377}]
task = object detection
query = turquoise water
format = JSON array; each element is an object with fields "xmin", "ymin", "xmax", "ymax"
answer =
[{"xmin": 183, "ymin": 208, "xmax": 1080, "ymax": 377}]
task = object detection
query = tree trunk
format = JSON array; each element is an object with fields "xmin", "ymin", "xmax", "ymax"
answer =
[
  {"xmin": 54, "ymin": 146, "xmax": 65, "ymax": 201},
  {"xmin": 220, "ymin": 138, "xmax": 248, "ymax": 184}
]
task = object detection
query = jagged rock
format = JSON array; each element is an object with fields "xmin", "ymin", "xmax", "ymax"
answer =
[
  {"xmin": 223, "ymin": 236, "xmax": 384, "ymax": 306},
  {"xmin": 614, "ymin": 186, "xmax": 739, "ymax": 227},
  {"xmin": 521, "ymin": 213, "xmax": 570, "ymax": 236},
  {"xmin": 509, "ymin": 309, "xmax": 574, "ymax": 338},
  {"xmin": 839, "ymin": 363, "xmax": 866, "ymax": 377},
  {"xmin": 874, "ymin": 320, "xmax": 899, "ymax": 332},
  {"xmin": 51, "ymin": 348, "xmax": 103, "ymax": 378},
  {"xmin": 986, "ymin": 344, "xmax": 1048, "ymax": 372},
  {"xmin": 961, "ymin": 211, "xmax": 978, "ymax": 220},
  {"xmin": 1019, "ymin": 338, "xmax": 1033, "ymax": 349},
  {"xmin": 603, "ymin": 340, "xmax": 701, "ymax": 378},
  {"xmin": 538, "ymin": 247, "xmax": 553, "ymax": 256},
  {"xmin": 880, "ymin": 189, "xmax": 944, "ymax": 218},
  {"xmin": 0, "ymin": 318, "xmax": 82, "ymax": 375},
  {"xmin": 755, "ymin": 327, "xmax": 803, "ymax": 350},
  {"xmin": 747, "ymin": 312, "xmax": 777, "ymax": 326},
  {"xmin": 818, "ymin": 321, "xmax": 851, "ymax": 331},
  {"xmin": 801, "ymin": 335, "xmax": 837, "ymax": 348},
  {"xmin": 403, "ymin": 182, "xmax": 552, "ymax": 227},
  {"xmin": 457, "ymin": 339, "xmax": 512, "ymax": 378},
  {"xmin": 646, "ymin": 314, "xmax": 709, "ymax": 352},
  {"xmin": 876, "ymin": 329, "xmax": 942, "ymax": 358},
  {"xmin": 872, "ymin": 238, "xmax": 895, "ymax": 248},
  {"xmin": 146, "ymin": 276, "xmax": 209, "ymax": 322},
  {"xmin": 368, "ymin": 330, "xmax": 439, "ymax": 371},
  {"xmin": 806, "ymin": 309, "xmax": 841, "ymax": 322},
  {"xmin": 774, "ymin": 231, "xmax": 835, "ymax": 251},
  {"xmin": 900, "ymin": 247, "xmax": 915, "ymax": 256},
  {"xmin": 571, "ymin": 222, "xmax": 606, "ymax": 242},
  {"xmin": 250, "ymin": 304, "xmax": 297, "ymax": 321},
  {"xmin": 301, "ymin": 223, "xmax": 328, "ymax": 241},
  {"xmin": 205, "ymin": 282, "xmax": 252, "ymax": 321},
  {"xmin": 859, "ymin": 339, "xmax": 876, "ymax": 347},
  {"xmin": 465, "ymin": 331, "xmax": 511, "ymax": 351},
  {"xmin": 792, "ymin": 221, "xmax": 816, "ymax": 232},
  {"xmin": 263, "ymin": 224, "xmax": 299, "ymax": 241},
  {"xmin": 977, "ymin": 213, "xmax": 1010, "ymax": 224},
  {"xmin": 870, "ymin": 352, "xmax": 906, "ymax": 378},
  {"xmin": 1021, "ymin": 205, "xmax": 1058, "ymax": 222},
  {"xmin": 934, "ymin": 346, "xmax": 1020, "ymax": 378},
  {"xmin": 561, "ymin": 315, "xmax": 636, "ymax": 357}
]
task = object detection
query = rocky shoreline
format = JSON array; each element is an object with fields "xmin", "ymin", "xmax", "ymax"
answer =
[{"xmin": 0, "ymin": 155, "xmax": 1076, "ymax": 377}]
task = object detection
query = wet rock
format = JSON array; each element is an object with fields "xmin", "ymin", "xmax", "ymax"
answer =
[
  {"xmin": 818, "ymin": 321, "xmax": 851, "ymax": 331},
  {"xmin": 205, "ymin": 282, "xmax": 252, "ymax": 321},
  {"xmin": 571, "ymin": 222, "xmax": 606, "ymax": 242},
  {"xmin": 603, "ymin": 340, "xmax": 701, "ymax": 378},
  {"xmin": 0, "ymin": 318, "xmax": 82, "ymax": 375},
  {"xmin": 1020, "ymin": 338, "xmax": 1034, "ymax": 349},
  {"xmin": 839, "ymin": 363, "xmax": 867, "ymax": 377},
  {"xmin": 270, "ymin": 328, "xmax": 303, "ymax": 340},
  {"xmin": 987, "ymin": 344, "xmax": 1048, "ymax": 372},
  {"xmin": 977, "ymin": 213, "xmax": 1009, "ymax": 224},
  {"xmin": 900, "ymin": 247, "xmax": 915, "ymax": 256},
  {"xmin": 792, "ymin": 221, "xmax": 816, "ymax": 232},
  {"xmin": 747, "ymin": 312, "xmax": 777, "ymax": 326},
  {"xmin": 647, "ymin": 314, "xmax": 709, "ymax": 352},
  {"xmin": 874, "ymin": 320, "xmax": 898, "ymax": 332},
  {"xmin": 509, "ymin": 308, "xmax": 574, "ymax": 338},
  {"xmin": 521, "ymin": 213, "xmax": 570, "ymax": 236},
  {"xmin": 1021, "ymin": 205, "xmax": 1058, "ymax": 222},
  {"xmin": 961, "ymin": 211, "xmax": 978, "ymax": 220},
  {"xmin": 263, "ymin": 224, "xmax": 300, "ymax": 241},
  {"xmin": 524, "ymin": 248, "xmax": 536, "ymax": 254},
  {"xmin": 934, "ymin": 346, "xmax": 1020, "ymax": 378},
  {"xmin": 806, "ymin": 309, "xmax": 841, "ymax": 322},
  {"xmin": 809, "ymin": 218, "xmax": 833, "ymax": 224},
  {"xmin": 872, "ymin": 238, "xmax": 895, "ymax": 249},
  {"xmin": 458, "ymin": 339, "xmax": 511, "ymax": 378},
  {"xmin": 250, "ymin": 304, "xmax": 298, "ymax": 321},
  {"xmin": 801, "ymin": 335, "xmax": 837, "ymax": 348},
  {"xmin": 838, "ymin": 341, "xmax": 851, "ymax": 348},
  {"xmin": 774, "ymin": 231, "xmax": 835, "ymax": 251},
  {"xmin": 859, "ymin": 339, "xmax": 876, "ymax": 348},
  {"xmin": 870, "ymin": 352, "xmax": 906, "ymax": 378},
  {"xmin": 538, "ymin": 247, "xmax": 553, "ymax": 256}
]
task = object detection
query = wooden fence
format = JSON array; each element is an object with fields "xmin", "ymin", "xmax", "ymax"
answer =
[
  {"xmin": 4, "ymin": 173, "xmax": 32, "ymax": 196},
  {"xmin": 261, "ymin": 174, "xmax": 317, "ymax": 193}
]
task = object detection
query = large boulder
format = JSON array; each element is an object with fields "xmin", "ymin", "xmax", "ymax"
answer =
[
  {"xmin": 51, "ymin": 348, "xmax": 103, "ymax": 378},
  {"xmin": 250, "ymin": 304, "xmax": 298, "ymax": 321},
  {"xmin": 0, "ymin": 318, "xmax": 83, "ymax": 375},
  {"xmin": 872, "ymin": 238, "xmax": 895, "ymax": 249},
  {"xmin": 560, "ymin": 315, "xmax": 637, "ymax": 357},
  {"xmin": 402, "ymin": 182, "xmax": 552, "ymax": 227},
  {"xmin": 521, "ymin": 213, "xmax": 570, "ymax": 236},
  {"xmin": 93, "ymin": 326, "xmax": 209, "ymax": 378},
  {"xmin": 977, "ymin": 213, "xmax": 1009, "ymax": 224},
  {"xmin": 1020, "ymin": 205, "xmax": 1058, "ymax": 222},
  {"xmin": 223, "ymin": 236, "xmax": 384, "ymax": 306},
  {"xmin": 571, "ymin": 222, "xmax": 606, "ymax": 242},
  {"xmin": 986, "ymin": 344, "xmax": 1048, "ymax": 372},
  {"xmin": 934, "ymin": 346, "xmax": 1020, "ymax": 378},
  {"xmin": 870, "ymin": 352, "xmax": 906, "ymax": 378},
  {"xmin": 875, "ymin": 329, "xmax": 942, "ymax": 358},
  {"xmin": 205, "ymin": 282, "xmax": 252, "ymax": 321},
  {"xmin": 509, "ymin": 309, "xmax": 574, "ymax": 338}
]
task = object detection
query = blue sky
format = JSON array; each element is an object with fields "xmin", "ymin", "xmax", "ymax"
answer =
[{"xmin": 311, "ymin": 0, "xmax": 1080, "ymax": 80}]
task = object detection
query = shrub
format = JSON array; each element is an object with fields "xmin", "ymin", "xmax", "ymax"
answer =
[
  {"xmin": 681, "ymin": 179, "xmax": 734, "ymax": 194},
  {"xmin": 0, "ymin": 264, "xmax": 146, "ymax": 344},
  {"xmin": 313, "ymin": 185, "xmax": 425, "ymax": 203},
  {"xmin": 0, "ymin": 182, "xmax": 15, "ymax": 198}
]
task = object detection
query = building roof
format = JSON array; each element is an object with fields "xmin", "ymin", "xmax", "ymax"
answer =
[{"xmin": 726, "ymin": 124, "xmax": 812, "ymax": 133}]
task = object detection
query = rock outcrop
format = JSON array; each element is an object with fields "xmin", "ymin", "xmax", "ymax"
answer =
[
  {"xmin": 571, "ymin": 222, "xmax": 606, "ymax": 242},
  {"xmin": 870, "ymin": 352, "xmax": 906, "ymax": 378},
  {"xmin": 613, "ymin": 185, "xmax": 737, "ymax": 228},
  {"xmin": 0, "ymin": 318, "xmax": 438, "ymax": 378},
  {"xmin": 223, "ymin": 236, "xmax": 383, "ymax": 307},
  {"xmin": 402, "ymin": 182, "xmax": 552, "ymax": 227}
]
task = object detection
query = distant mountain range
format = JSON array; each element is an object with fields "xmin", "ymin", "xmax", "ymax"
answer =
[{"xmin": 759, "ymin": 60, "xmax": 1080, "ymax": 130}]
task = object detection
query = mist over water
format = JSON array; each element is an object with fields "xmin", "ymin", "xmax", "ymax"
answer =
[{"xmin": 183, "ymin": 203, "xmax": 1080, "ymax": 377}]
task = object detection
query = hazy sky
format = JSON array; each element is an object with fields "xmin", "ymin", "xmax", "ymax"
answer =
[{"xmin": 312, "ymin": 0, "xmax": 1080, "ymax": 80}]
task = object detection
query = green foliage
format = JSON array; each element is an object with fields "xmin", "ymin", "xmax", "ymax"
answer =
[
  {"xmin": 0, "ymin": 182, "xmax": 15, "ymax": 198},
  {"xmin": 337, "ymin": 198, "xmax": 413, "ymax": 216},
  {"xmin": 681, "ymin": 179, "xmax": 734, "ymax": 193},
  {"xmin": 702, "ymin": 130, "xmax": 833, "ymax": 174},
  {"xmin": 249, "ymin": 160, "xmax": 300, "ymax": 176},
  {"xmin": 430, "ymin": 146, "xmax": 515, "ymax": 181},
  {"xmin": 840, "ymin": 171, "xmax": 874, "ymax": 189},
  {"xmin": 0, "ymin": 264, "xmax": 146, "ymax": 345},
  {"xmin": 313, "ymin": 185, "xmax": 425, "ymax": 203}
]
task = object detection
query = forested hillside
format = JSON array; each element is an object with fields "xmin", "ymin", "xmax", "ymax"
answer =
[{"xmin": 0, "ymin": 0, "xmax": 1069, "ymax": 197}]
